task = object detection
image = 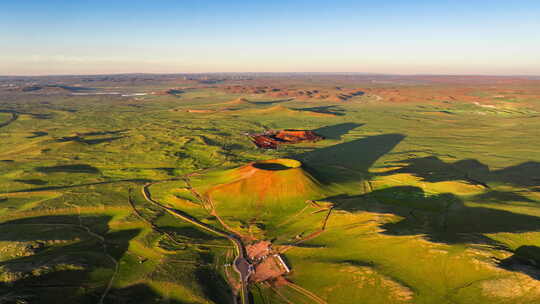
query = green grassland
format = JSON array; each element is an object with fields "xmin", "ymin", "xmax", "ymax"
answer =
[{"xmin": 0, "ymin": 81, "xmax": 539, "ymax": 304}]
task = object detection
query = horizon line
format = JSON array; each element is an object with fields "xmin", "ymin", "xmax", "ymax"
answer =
[{"xmin": 1, "ymin": 72, "xmax": 539, "ymax": 78}]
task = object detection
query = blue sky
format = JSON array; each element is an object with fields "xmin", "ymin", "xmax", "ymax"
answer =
[{"xmin": 1, "ymin": 0, "xmax": 539, "ymax": 75}]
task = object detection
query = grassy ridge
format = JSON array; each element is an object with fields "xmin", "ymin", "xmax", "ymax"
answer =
[{"xmin": 0, "ymin": 82, "xmax": 539, "ymax": 303}]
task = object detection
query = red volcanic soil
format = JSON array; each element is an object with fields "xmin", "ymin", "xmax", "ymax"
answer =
[
  {"xmin": 223, "ymin": 85, "xmax": 364, "ymax": 102},
  {"xmin": 406, "ymin": 75, "xmax": 540, "ymax": 85},
  {"xmin": 206, "ymin": 158, "xmax": 324, "ymax": 208},
  {"xmin": 274, "ymin": 130, "xmax": 322, "ymax": 142},
  {"xmin": 220, "ymin": 76, "xmax": 540, "ymax": 105},
  {"xmin": 248, "ymin": 129, "xmax": 324, "ymax": 149},
  {"xmin": 364, "ymin": 85, "xmax": 540, "ymax": 104}
]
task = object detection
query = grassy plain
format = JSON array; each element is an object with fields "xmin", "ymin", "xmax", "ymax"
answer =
[{"xmin": 0, "ymin": 75, "xmax": 539, "ymax": 303}]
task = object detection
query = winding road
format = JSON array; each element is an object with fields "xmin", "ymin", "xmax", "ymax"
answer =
[{"xmin": 140, "ymin": 181, "xmax": 252, "ymax": 304}]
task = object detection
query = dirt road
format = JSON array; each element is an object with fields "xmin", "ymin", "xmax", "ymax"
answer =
[{"xmin": 140, "ymin": 181, "xmax": 252, "ymax": 304}]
